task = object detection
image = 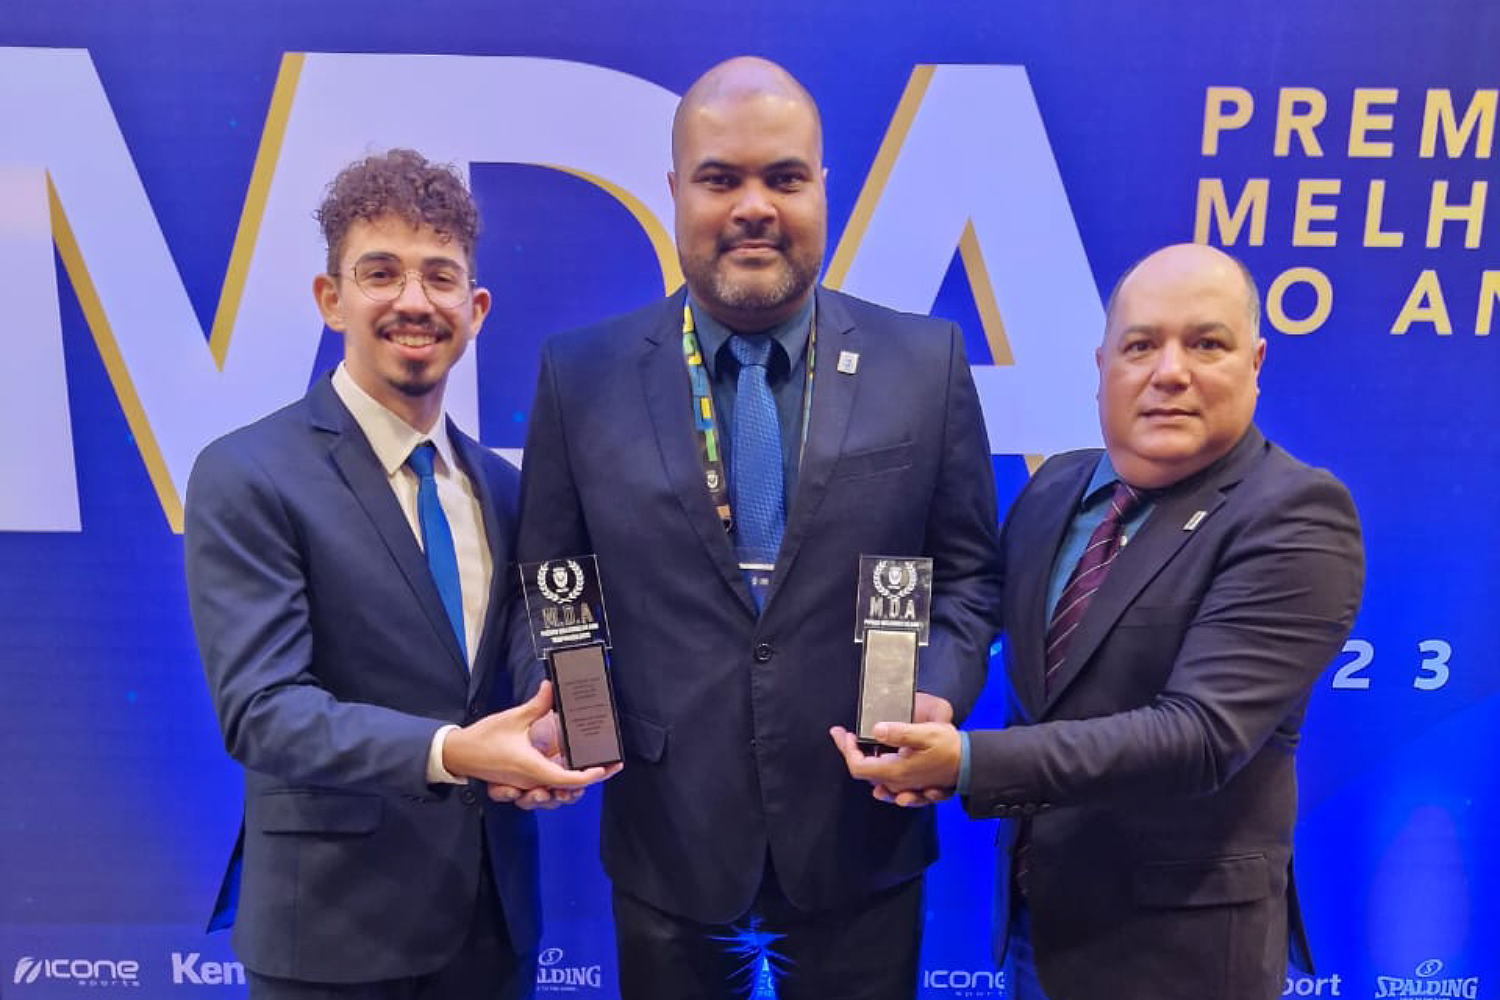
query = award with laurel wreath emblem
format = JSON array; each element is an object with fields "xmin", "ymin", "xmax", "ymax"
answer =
[
  {"xmin": 853, "ymin": 556, "xmax": 934, "ymax": 749},
  {"xmin": 518, "ymin": 555, "xmax": 622, "ymax": 768}
]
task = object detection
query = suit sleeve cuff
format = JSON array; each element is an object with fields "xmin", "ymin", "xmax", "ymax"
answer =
[
  {"xmin": 427, "ymin": 725, "xmax": 465, "ymax": 785},
  {"xmin": 957, "ymin": 730, "xmax": 973, "ymax": 795}
]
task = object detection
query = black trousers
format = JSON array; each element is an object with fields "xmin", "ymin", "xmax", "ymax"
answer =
[
  {"xmin": 246, "ymin": 844, "xmax": 534, "ymax": 1000},
  {"xmin": 611, "ymin": 863, "xmax": 923, "ymax": 1000}
]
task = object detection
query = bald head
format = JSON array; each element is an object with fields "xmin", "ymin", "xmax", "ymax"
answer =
[
  {"xmin": 1105, "ymin": 243, "xmax": 1260, "ymax": 344},
  {"xmin": 667, "ymin": 57, "xmax": 828, "ymax": 331},
  {"xmin": 672, "ymin": 57, "xmax": 823, "ymax": 172}
]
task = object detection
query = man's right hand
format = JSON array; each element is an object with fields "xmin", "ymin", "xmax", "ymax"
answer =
[
  {"xmin": 442, "ymin": 681, "xmax": 620, "ymax": 793},
  {"xmin": 829, "ymin": 720, "xmax": 962, "ymax": 807}
]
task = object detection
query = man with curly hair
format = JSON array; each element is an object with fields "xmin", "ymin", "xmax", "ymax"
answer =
[{"xmin": 185, "ymin": 149, "xmax": 614, "ymax": 999}]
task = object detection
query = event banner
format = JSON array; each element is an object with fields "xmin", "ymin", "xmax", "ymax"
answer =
[{"xmin": 1, "ymin": 1, "xmax": 1495, "ymax": 996}]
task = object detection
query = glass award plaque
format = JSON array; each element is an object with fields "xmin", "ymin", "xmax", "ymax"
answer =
[
  {"xmin": 853, "ymin": 556, "xmax": 934, "ymax": 749},
  {"xmin": 518, "ymin": 555, "xmax": 622, "ymax": 768}
]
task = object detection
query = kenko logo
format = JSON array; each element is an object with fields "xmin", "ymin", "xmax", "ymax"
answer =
[
  {"xmin": 12, "ymin": 955, "xmax": 141, "ymax": 987},
  {"xmin": 534, "ymin": 947, "xmax": 602, "ymax": 991},
  {"xmin": 922, "ymin": 967, "xmax": 1004, "ymax": 995},
  {"xmin": 1375, "ymin": 959, "xmax": 1479, "ymax": 999},
  {"xmin": 171, "ymin": 951, "xmax": 246, "ymax": 986}
]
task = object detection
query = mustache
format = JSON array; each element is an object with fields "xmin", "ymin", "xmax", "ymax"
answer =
[
  {"xmin": 717, "ymin": 233, "xmax": 787, "ymax": 254},
  {"xmin": 378, "ymin": 315, "xmax": 451, "ymax": 338}
]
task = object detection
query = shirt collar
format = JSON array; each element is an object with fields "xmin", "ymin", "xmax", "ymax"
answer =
[
  {"xmin": 689, "ymin": 293, "xmax": 815, "ymax": 380},
  {"xmin": 1082, "ymin": 454, "xmax": 1123, "ymax": 508},
  {"xmin": 331, "ymin": 363, "xmax": 461, "ymax": 477}
]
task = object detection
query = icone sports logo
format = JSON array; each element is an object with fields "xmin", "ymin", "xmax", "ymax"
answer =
[
  {"xmin": 12, "ymin": 955, "xmax": 141, "ymax": 987},
  {"xmin": 922, "ymin": 967, "xmax": 1004, "ymax": 995}
]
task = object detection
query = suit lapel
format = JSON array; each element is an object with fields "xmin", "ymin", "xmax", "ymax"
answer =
[
  {"xmin": 765, "ymin": 288, "xmax": 857, "ymax": 610},
  {"xmin": 450, "ymin": 423, "xmax": 509, "ymax": 699},
  {"xmin": 640, "ymin": 291, "xmax": 757, "ymax": 614},
  {"xmin": 309, "ymin": 379, "xmax": 469, "ymax": 681},
  {"xmin": 1043, "ymin": 429, "xmax": 1268, "ymax": 709},
  {"xmin": 1010, "ymin": 462, "xmax": 1093, "ymax": 717}
]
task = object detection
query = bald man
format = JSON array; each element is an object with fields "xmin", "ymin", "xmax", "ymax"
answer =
[
  {"xmin": 514, "ymin": 58, "xmax": 1000, "ymax": 998},
  {"xmin": 833, "ymin": 244, "xmax": 1365, "ymax": 999}
]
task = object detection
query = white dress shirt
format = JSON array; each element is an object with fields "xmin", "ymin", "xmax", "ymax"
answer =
[{"xmin": 331, "ymin": 364, "xmax": 491, "ymax": 784}]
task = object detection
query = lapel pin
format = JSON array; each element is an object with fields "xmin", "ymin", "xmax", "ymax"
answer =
[
  {"xmin": 836, "ymin": 350, "xmax": 859, "ymax": 374},
  {"xmin": 1183, "ymin": 510, "xmax": 1207, "ymax": 531}
]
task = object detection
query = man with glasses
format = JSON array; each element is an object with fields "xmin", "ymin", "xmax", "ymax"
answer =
[{"xmin": 184, "ymin": 149, "xmax": 614, "ymax": 999}]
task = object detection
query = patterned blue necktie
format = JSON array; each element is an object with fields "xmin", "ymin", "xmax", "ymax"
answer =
[
  {"xmin": 728, "ymin": 334, "xmax": 785, "ymax": 610},
  {"xmin": 406, "ymin": 442, "xmax": 467, "ymax": 662}
]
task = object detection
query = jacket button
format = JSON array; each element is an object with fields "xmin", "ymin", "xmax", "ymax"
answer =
[
  {"xmin": 753, "ymin": 643, "xmax": 774, "ymax": 663},
  {"xmin": 460, "ymin": 788, "xmax": 478, "ymax": 806}
]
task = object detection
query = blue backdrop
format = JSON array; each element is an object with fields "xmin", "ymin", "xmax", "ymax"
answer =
[{"xmin": 1, "ymin": 1, "xmax": 1496, "ymax": 996}]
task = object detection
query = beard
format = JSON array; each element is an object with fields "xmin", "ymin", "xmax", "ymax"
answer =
[
  {"xmin": 379, "ymin": 315, "xmax": 455, "ymax": 398},
  {"xmin": 682, "ymin": 236, "xmax": 821, "ymax": 327},
  {"xmin": 391, "ymin": 360, "xmax": 443, "ymax": 398}
]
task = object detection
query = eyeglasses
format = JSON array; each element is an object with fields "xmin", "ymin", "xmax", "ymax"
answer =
[{"xmin": 339, "ymin": 254, "xmax": 474, "ymax": 309}]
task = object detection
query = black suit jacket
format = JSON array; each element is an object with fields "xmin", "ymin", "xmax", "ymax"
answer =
[
  {"xmin": 517, "ymin": 287, "xmax": 1002, "ymax": 922},
  {"xmin": 184, "ymin": 375, "xmax": 540, "ymax": 982},
  {"xmin": 965, "ymin": 427, "xmax": 1363, "ymax": 1000}
]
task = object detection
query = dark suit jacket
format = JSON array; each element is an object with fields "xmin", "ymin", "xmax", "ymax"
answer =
[
  {"xmin": 517, "ymin": 286, "xmax": 1001, "ymax": 922},
  {"xmin": 184, "ymin": 375, "xmax": 540, "ymax": 983},
  {"xmin": 965, "ymin": 427, "xmax": 1364, "ymax": 1000}
]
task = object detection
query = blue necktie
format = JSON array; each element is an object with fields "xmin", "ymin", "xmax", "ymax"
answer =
[
  {"xmin": 406, "ymin": 443, "xmax": 467, "ymax": 662},
  {"xmin": 728, "ymin": 334, "xmax": 785, "ymax": 610}
]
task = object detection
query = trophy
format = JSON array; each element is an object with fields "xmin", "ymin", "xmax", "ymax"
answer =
[
  {"xmin": 517, "ymin": 555, "xmax": 622, "ymax": 769},
  {"xmin": 853, "ymin": 556, "xmax": 934, "ymax": 750}
]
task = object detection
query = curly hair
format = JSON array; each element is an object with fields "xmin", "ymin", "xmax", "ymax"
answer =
[{"xmin": 315, "ymin": 148, "xmax": 480, "ymax": 274}]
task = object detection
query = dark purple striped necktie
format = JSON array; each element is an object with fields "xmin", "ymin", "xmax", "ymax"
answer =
[
  {"xmin": 1043, "ymin": 481, "xmax": 1145, "ymax": 696},
  {"xmin": 1014, "ymin": 481, "xmax": 1146, "ymax": 897}
]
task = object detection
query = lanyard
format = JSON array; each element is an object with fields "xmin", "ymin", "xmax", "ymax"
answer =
[{"xmin": 679, "ymin": 302, "xmax": 816, "ymax": 533}]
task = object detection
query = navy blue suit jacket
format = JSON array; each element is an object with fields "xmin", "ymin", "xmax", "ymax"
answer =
[
  {"xmin": 966, "ymin": 428, "xmax": 1364, "ymax": 999},
  {"xmin": 184, "ymin": 375, "xmax": 540, "ymax": 983},
  {"xmin": 516, "ymin": 287, "xmax": 1002, "ymax": 922}
]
